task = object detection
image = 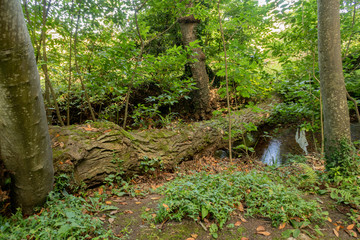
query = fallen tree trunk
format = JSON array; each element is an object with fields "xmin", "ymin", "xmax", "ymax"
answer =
[{"xmin": 50, "ymin": 97, "xmax": 280, "ymax": 187}]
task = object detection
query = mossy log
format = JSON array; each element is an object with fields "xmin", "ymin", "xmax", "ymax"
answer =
[{"xmin": 50, "ymin": 97, "xmax": 280, "ymax": 187}]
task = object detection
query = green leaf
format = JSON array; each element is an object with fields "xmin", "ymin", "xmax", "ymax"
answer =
[
  {"xmin": 281, "ymin": 229, "xmax": 294, "ymax": 238},
  {"xmin": 201, "ymin": 206, "xmax": 209, "ymax": 219},
  {"xmin": 293, "ymin": 229, "xmax": 301, "ymax": 238},
  {"xmin": 58, "ymin": 224, "xmax": 71, "ymax": 236},
  {"xmin": 314, "ymin": 225, "xmax": 324, "ymax": 237}
]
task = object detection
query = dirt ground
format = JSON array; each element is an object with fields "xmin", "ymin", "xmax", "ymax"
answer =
[{"xmin": 88, "ymin": 156, "xmax": 359, "ymax": 240}]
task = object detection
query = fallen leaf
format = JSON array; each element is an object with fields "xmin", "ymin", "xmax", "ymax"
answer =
[
  {"xmin": 256, "ymin": 226, "xmax": 266, "ymax": 232},
  {"xmin": 257, "ymin": 231, "xmax": 271, "ymax": 236},
  {"xmin": 345, "ymin": 229, "xmax": 358, "ymax": 238},
  {"xmin": 185, "ymin": 238, "xmax": 195, "ymax": 240},
  {"xmin": 135, "ymin": 202, "xmax": 142, "ymax": 205},
  {"xmin": 240, "ymin": 215, "xmax": 247, "ymax": 222},
  {"xmin": 108, "ymin": 218, "xmax": 115, "ymax": 224},
  {"xmin": 347, "ymin": 224, "xmax": 355, "ymax": 230},
  {"xmin": 235, "ymin": 221, "xmax": 242, "ymax": 227},
  {"xmin": 151, "ymin": 196, "xmax": 161, "ymax": 200},
  {"xmin": 124, "ymin": 210, "xmax": 133, "ymax": 214},
  {"xmin": 328, "ymin": 217, "xmax": 333, "ymax": 222},
  {"xmin": 105, "ymin": 201, "xmax": 112, "ymax": 205},
  {"xmin": 145, "ymin": 208, "xmax": 151, "ymax": 212},
  {"xmin": 110, "ymin": 210, "xmax": 118, "ymax": 215},
  {"xmin": 151, "ymin": 213, "xmax": 157, "ymax": 218},
  {"xmin": 103, "ymin": 129, "xmax": 112, "ymax": 133},
  {"xmin": 191, "ymin": 233, "xmax": 198, "ymax": 238},
  {"xmin": 237, "ymin": 202, "xmax": 244, "ymax": 212},
  {"xmin": 98, "ymin": 188, "xmax": 104, "ymax": 195},
  {"xmin": 240, "ymin": 238, "xmax": 249, "ymax": 240},
  {"xmin": 163, "ymin": 203, "xmax": 170, "ymax": 211},
  {"xmin": 99, "ymin": 217, "xmax": 106, "ymax": 221},
  {"xmin": 335, "ymin": 225, "xmax": 341, "ymax": 231},
  {"xmin": 333, "ymin": 228, "xmax": 339, "ymax": 237},
  {"xmin": 278, "ymin": 222, "xmax": 286, "ymax": 230}
]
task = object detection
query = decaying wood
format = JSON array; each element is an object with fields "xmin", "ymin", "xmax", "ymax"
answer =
[{"xmin": 50, "ymin": 97, "xmax": 280, "ymax": 187}]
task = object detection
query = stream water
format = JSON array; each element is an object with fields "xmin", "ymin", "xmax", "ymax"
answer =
[
  {"xmin": 260, "ymin": 139, "xmax": 282, "ymax": 165},
  {"xmin": 259, "ymin": 123, "xmax": 360, "ymax": 166}
]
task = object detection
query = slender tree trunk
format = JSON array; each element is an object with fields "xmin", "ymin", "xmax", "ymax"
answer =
[
  {"xmin": 74, "ymin": 14, "xmax": 96, "ymax": 122},
  {"xmin": 178, "ymin": 4, "xmax": 211, "ymax": 120},
  {"xmin": 66, "ymin": 1, "xmax": 74, "ymax": 126},
  {"xmin": 218, "ymin": 0, "xmax": 232, "ymax": 162},
  {"xmin": 39, "ymin": 0, "xmax": 52, "ymax": 123},
  {"xmin": 0, "ymin": 0, "xmax": 54, "ymax": 214},
  {"xmin": 123, "ymin": 4, "xmax": 144, "ymax": 128},
  {"xmin": 37, "ymin": 0, "xmax": 64, "ymax": 126},
  {"xmin": 317, "ymin": 0, "xmax": 351, "ymax": 159},
  {"xmin": 41, "ymin": 44, "xmax": 65, "ymax": 126}
]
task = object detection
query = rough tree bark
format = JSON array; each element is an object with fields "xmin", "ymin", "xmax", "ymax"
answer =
[
  {"xmin": 317, "ymin": 0, "xmax": 351, "ymax": 160},
  {"xmin": 179, "ymin": 6, "xmax": 211, "ymax": 120},
  {"xmin": 50, "ymin": 97, "xmax": 279, "ymax": 187},
  {"xmin": 0, "ymin": 0, "xmax": 54, "ymax": 214}
]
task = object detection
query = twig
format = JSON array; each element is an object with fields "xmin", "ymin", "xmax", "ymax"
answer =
[
  {"xmin": 312, "ymin": 51, "xmax": 324, "ymax": 156},
  {"xmin": 218, "ymin": 0, "xmax": 232, "ymax": 162},
  {"xmin": 159, "ymin": 218, "xmax": 168, "ymax": 229},
  {"xmin": 342, "ymin": 2, "xmax": 357, "ymax": 61},
  {"xmin": 198, "ymin": 221, "xmax": 208, "ymax": 231}
]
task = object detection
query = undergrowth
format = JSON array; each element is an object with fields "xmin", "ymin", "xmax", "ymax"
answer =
[
  {"xmin": 155, "ymin": 170, "xmax": 327, "ymax": 232},
  {"xmin": 0, "ymin": 177, "xmax": 121, "ymax": 240}
]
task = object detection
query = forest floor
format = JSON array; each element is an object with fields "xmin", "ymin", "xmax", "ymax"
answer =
[{"xmin": 84, "ymin": 155, "xmax": 358, "ymax": 240}]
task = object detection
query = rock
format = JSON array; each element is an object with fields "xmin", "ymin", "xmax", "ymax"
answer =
[
  {"xmin": 298, "ymin": 233, "xmax": 311, "ymax": 240},
  {"xmin": 214, "ymin": 150, "xmax": 228, "ymax": 159}
]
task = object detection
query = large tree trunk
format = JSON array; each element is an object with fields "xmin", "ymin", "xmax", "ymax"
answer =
[
  {"xmin": 317, "ymin": 0, "xmax": 351, "ymax": 160},
  {"xmin": 50, "ymin": 97, "xmax": 279, "ymax": 187},
  {"xmin": 179, "ymin": 14, "xmax": 211, "ymax": 120},
  {"xmin": 0, "ymin": 0, "xmax": 54, "ymax": 214}
]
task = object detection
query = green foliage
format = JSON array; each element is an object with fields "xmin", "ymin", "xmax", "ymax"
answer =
[
  {"xmin": 232, "ymin": 122, "xmax": 258, "ymax": 157},
  {"xmin": 270, "ymin": 78, "xmax": 320, "ymax": 126},
  {"xmin": 281, "ymin": 221, "xmax": 311, "ymax": 239},
  {"xmin": 0, "ymin": 192, "xmax": 119, "ymax": 240},
  {"xmin": 140, "ymin": 156, "xmax": 163, "ymax": 174},
  {"xmin": 326, "ymin": 139, "xmax": 360, "ymax": 178},
  {"xmin": 54, "ymin": 173, "xmax": 71, "ymax": 193},
  {"xmin": 290, "ymin": 163, "xmax": 319, "ymax": 190},
  {"xmin": 155, "ymin": 170, "xmax": 326, "ymax": 232},
  {"xmin": 22, "ymin": 0, "xmax": 360, "ymax": 128},
  {"xmin": 329, "ymin": 177, "xmax": 360, "ymax": 206}
]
